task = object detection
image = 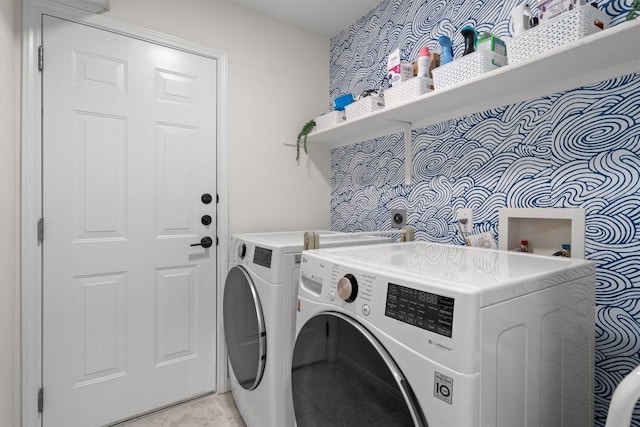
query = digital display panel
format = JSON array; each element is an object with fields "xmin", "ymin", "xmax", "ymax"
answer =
[
  {"xmin": 385, "ymin": 283, "xmax": 454, "ymax": 338},
  {"xmin": 253, "ymin": 246, "xmax": 273, "ymax": 268}
]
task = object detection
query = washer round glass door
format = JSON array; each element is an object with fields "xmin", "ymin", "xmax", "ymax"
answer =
[
  {"xmin": 223, "ymin": 265, "xmax": 266, "ymax": 390},
  {"xmin": 292, "ymin": 312, "xmax": 426, "ymax": 426}
]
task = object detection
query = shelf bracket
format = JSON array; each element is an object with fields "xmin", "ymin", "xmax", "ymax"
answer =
[
  {"xmin": 282, "ymin": 137, "xmax": 297, "ymax": 147},
  {"xmin": 387, "ymin": 120, "xmax": 413, "ymax": 185}
]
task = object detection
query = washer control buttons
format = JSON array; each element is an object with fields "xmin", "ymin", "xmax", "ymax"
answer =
[
  {"xmin": 329, "ymin": 291, "xmax": 336, "ymax": 302},
  {"xmin": 362, "ymin": 304, "xmax": 371, "ymax": 316},
  {"xmin": 337, "ymin": 273, "xmax": 358, "ymax": 303}
]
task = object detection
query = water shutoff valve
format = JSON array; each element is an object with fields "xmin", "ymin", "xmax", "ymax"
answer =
[{"xmin": 552, "ymin": 244, "xmax": 571, "ymax": 257}]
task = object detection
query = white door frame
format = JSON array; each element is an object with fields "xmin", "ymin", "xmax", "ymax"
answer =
[{"xmin": 21, "ymin": 2, "xmax": 230, "ymax": 425}]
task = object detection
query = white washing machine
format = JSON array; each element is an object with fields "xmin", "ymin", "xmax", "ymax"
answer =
[
  {"xmin": 293, "ymin": 242, "xmax": 596, "ymax": 427},
  {"xmin": 223, "ymin": 231, "xmax": 390, "ymax": 427}
]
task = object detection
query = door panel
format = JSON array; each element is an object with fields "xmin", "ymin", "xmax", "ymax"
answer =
[
  {"xmin": 156, "ymin": 123, "xmax": 197, "ymax": 235},
  {"xmin": 74, "ymin": 112, "xmax": 127, "ymax": 240},
  {"xmin": 72, "ymin": 272, "xmax": 127, "ymax": 385},
  {"xmin": 42, "ymin": 15, "xmax": 217, "ymax": 426},
  {"xmin": 74, "ymin": 50, "xmax": 127, "ymax": 92},
  {"xmin": 155, "ymin": 266, "xmax": 198, "ymax": 365}
]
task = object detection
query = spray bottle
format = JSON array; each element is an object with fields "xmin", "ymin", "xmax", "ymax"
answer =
[{"xmin": 510, "ymin": 2, "xmax": 532, "ymax": 36}]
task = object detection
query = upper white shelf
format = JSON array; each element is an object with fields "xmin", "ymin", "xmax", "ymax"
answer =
[{"xmin": 308, "ymin": 18, "xmax": 640, "ymax": 148}]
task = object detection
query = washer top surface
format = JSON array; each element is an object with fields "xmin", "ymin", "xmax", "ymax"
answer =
[
  {"xmin": 304, "ymin": 241, "xmax": 595, "ymax": 305},
  {"xmin": 233, "ymin": 230, "xmax": 389, "ymax": 254}
]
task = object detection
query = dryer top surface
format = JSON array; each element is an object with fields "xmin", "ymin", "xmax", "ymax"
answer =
[{"xmin": 233, "ymin": 230, "xmax": 389, "ymax": 254}]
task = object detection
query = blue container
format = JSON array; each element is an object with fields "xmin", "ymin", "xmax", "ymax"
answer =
[{"xmin": 333, "ymin": 94, "xmax": 354, "ymax": 111}]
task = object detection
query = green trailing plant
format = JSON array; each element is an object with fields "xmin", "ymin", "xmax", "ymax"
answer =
[
  {"xmin": 628, "ymin": 0, "xmax": 640, "ymax": 20},
  {"xmin": 296, "ymin": 119, "xmax": 316, "ymax": 161}
]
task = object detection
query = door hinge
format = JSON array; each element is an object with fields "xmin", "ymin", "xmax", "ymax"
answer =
[
  {"xmin": 38, "ymin": 387, "xmax": 43, "ymax": 413},
  {"xmin": 38, "ymin": 45, "xmax": 43, "ymax": 72},
  {"xmin": 37, "ymin": 218, "xmax": 44, "ymax": 243}
]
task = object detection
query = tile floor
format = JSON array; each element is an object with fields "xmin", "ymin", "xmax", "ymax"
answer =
[
  {"xmin": 113, "ymin": 360, "xmax": 410, "ymax": 427},
  {"xmin": 114, "ymin": 392, "xmax": 246, "ymax": 427}
]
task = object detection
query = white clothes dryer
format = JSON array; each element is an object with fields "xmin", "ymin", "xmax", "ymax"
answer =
[
  {"xmin": 293, "ymin": 242, "xmax": 596, "ymax": 427},
  {"xmin": 223, "ymin": 231, "xmax": 389, "ymax": 427}
]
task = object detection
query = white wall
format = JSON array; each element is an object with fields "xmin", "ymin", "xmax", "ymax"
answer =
[
  {"xmin": 105, "ymin": 0, "xmax": 333, "ymax": 234},
  {"xmin": 0, "ymin": 0, "xmax": 20, "ymax": 425}
]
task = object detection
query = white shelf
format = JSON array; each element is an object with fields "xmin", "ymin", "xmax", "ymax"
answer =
[{"xmin": 308, "ymin": 19, "xmax": 640, "ymax": 148}]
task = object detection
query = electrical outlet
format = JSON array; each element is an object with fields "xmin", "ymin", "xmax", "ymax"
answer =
[
  {"xmin": 391, "ymin": 208, "xmax": 407, "ymax": 228},
  {"xmin": 456, "ymin": 209, "xmax": 473, "ymax": 234}
]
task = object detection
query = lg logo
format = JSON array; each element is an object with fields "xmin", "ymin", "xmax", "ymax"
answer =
[{"xmin": 434, "ymin": 371, "xmax": 453, "ymax": 404}]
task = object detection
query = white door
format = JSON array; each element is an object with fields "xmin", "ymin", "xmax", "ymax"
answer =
[{"xmin": 42, "ymin": 15, "xmax": 218, "ymax": 426}]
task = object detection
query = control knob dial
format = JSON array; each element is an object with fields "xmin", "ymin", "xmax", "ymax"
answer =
[
  {"xmin": 337, "ymin": 273, "xmax": 358, "ymax": 303},
  {"xmin": 237, "ymin": 243, "xmax": 247, "ymax": 259}
]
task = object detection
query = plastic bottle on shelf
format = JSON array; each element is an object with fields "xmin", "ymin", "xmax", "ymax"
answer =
[
  {"xmin": 510, "ymin": 2, "xmax": 532, "ymax": 36},
  {"xmin": 438, "ymin": 35, "xmax": 454, "ymax": 65},
  {"xmin": 417, "ymin": 46, "xmax": 431, "ymax": 77},
  {"xmin": 461, "ymin": 26, "xmax": 477, "ymax": 56}
]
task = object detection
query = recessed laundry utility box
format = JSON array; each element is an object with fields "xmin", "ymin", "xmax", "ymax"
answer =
[{"xmin": 499, "ymin": 208, "xmax": 585, "ymax": 257}]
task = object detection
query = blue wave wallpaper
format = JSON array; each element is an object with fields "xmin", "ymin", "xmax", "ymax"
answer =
[{"xmin": 328, "ymin": 1, "xmax": 639, "ymax": 425}]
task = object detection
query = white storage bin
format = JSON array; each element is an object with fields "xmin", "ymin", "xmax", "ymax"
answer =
[
  {"xmin": 506, "ymin": 5, "xmax": 609, "ymax": 64},
  {"xmin": 314, "ymin": 110, "xmax": 345, "ymax": 132},
  {"xmin": 384, "ymin": 77, "xmax": 434, "ymax": 108},
  {"xmin": 345, "ymin": 95, "xmax": 384, "ymax": 121},
  {"xmin": 432, "ymin": 50, "xmax": 507, "ymax": 90}
]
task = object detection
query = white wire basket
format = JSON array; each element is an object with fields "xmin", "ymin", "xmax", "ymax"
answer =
[
  {"xmin": 384, "ymin": 76, "xmax": 434, "ymax": 108},
  {"xmin": 345, "ymin": 96, "xmax": 385, "ymax": 121},
  {"xmin": 506, "ymin": 5, "xmax": 609, "ymax": 65},
  {"xmin": 314, "ymin": 110, "xmax": 345, "ymax": 132},
  {"xmin": 432, "ymin": 50, "xmax": 507, "ymax": 90}
]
